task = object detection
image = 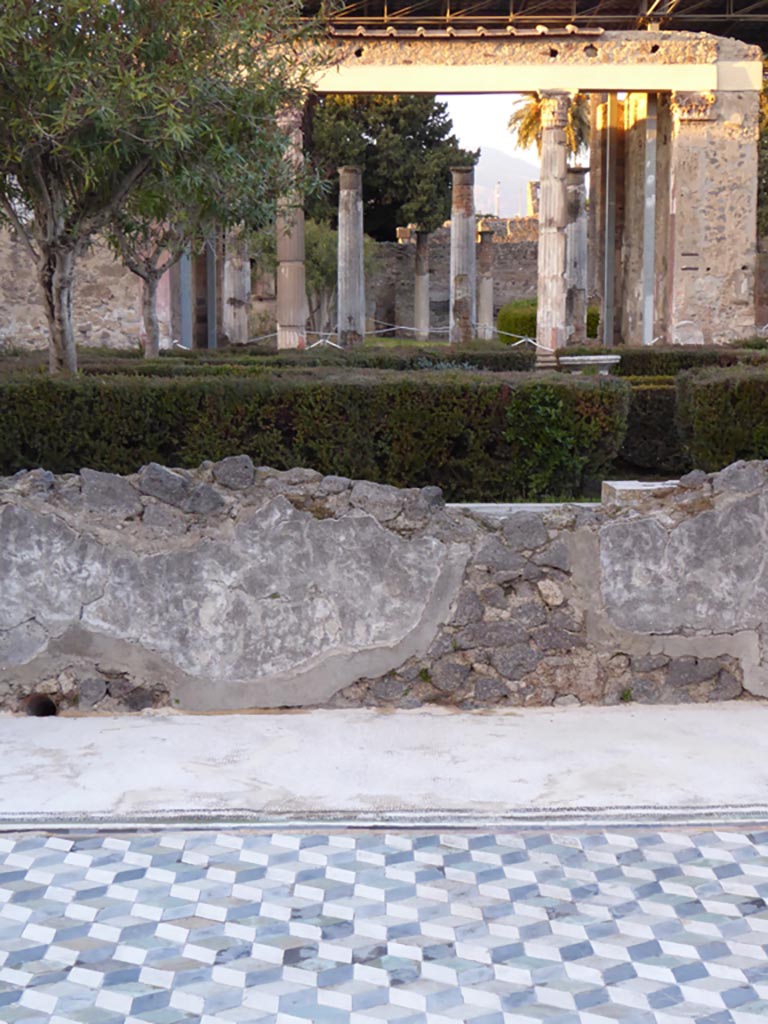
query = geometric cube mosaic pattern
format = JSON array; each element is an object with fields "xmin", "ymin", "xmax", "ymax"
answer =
[{"xmin": 3, "ymin": 829, "xmax": 768, "ymax": 1023}]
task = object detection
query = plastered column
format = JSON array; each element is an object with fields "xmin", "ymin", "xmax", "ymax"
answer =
[
  {"xmin": 566, "ymin": 168, "xmax": 588, "ymax": 345},
  {"xmin": 664, "ymin": 90, "xmax": 759, "ymax": 344},
  {"xmin": 276, "ymin": 108, "xmax": 308, "ymax": 350},
  {"xmin": 337, "ymin": 166, "xmax": 365, "ymax": 346},
  {"xmin": 414, "ymin": 230, "xmax": 430, "ymax": 341},
  {"xmin": 536, "ymin": 93, "xmax": 570, "ymax": 365},
  {"xmin": 222, "ymin": 227, "xmax": 250, "ymax": 346},
  {"xmin": 476, "ymin": 228, "xmax": 495, "ymax": 341},
  {"xmin": 450, "ymin": 167, "xmax": 476, "ymax": 343}
]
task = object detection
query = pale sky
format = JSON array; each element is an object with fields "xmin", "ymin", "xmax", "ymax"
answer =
[{"xmin": 439, "ymin": 93, "xmax": 539, "ymax": 166}]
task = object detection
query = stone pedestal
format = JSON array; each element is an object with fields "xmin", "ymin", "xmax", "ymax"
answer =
[
  {"xmin": 276, "ymin": 108, "xmax": 308, "ymax": 350},
  {"xmin": 566, "ymin": 168, "xmax": 588, "ymax": 346},
  {"xmin": 414, "ymin": 231, "xmax": 430, "ymax": 341},
  {"xmin": 536, "ymin": 93, "xmax": 570, "ymax": 365},
  {"xmin": 337, "ymin": 166, "xmax": 365, "ymax": 346},
  {"xmin": 450, "ymin": 167, "xmax": 476, "ymax": 343},
  {"xmin": 476, "ymin": 228, "xmax": 494, "ymax": 341}
]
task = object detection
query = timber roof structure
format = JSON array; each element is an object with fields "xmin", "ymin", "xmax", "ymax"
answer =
[{"xmin": 312, "ymin": 0, "xmax": 768, "ymax": 49}]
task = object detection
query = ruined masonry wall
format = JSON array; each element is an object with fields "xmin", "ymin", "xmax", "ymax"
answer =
[
  {"xmin": 0, "ymin": 230, "xmax": 172, "ymax": 351},
  {"xmin": 1, "ymin": 459, "xmax": 766, "ymax": 714}
]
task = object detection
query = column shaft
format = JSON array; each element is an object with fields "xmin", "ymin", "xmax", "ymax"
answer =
[
  {"xmin": 337, "ymin": 166, "xmax": 365, "ymax": 346},
  {"xmin": 222, "ymin": 227, "xmax": 250, "ymax": 346},
  {"xmin": 566, "ymin": 168, "xmax": 588, "ymax": 345},
  {"xmin": 477, "ymin": 228, "xmax": 494, "ymax": 341},
  {"xmin": 536, "ymin": 93, "xmax": 570, "ymax": 365},
  {"xmin": 276, "ymin": 109, "xmax": 308, "ymax": 350},
  {"xmin": 450, "ymin": 167, "xmax": 476, "ymax": 343},
  {"xmin": 414, "ymin": 230, "xmax": 430, "ymax": 341}
]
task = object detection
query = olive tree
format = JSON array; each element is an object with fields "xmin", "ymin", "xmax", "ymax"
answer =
[{"xmin": 0, "ymin": 0, "xmax": 325, "ymax": 373}]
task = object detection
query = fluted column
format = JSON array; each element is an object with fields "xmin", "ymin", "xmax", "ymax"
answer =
[
  {"xmin": 222, "ymin": 227, "xmax": 250, "ymax": 346},
  {"xmin": 536, "ymin": 92, "xmax": 570, "ymax": 366},
  {"xmin": 476, "ymin": 228, "xmax": 495, "ymax": 341},
  {"xmin": 450, "ymin": 167, "xmax": 476, "ymax": 343},
  {"xmin": 337, "ymin": 166, "xmax": 365, "ymax": 346},
  {"xmin": 276, "ymin": 108, "xmax": 308, "ymax": 350},
  {"xmin": 414, "ymin": 230, "xmax": 430, "ymax": 341}
]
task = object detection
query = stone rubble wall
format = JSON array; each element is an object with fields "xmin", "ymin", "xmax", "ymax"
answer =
[{"xmin": 1, "ymin": 458, "xmax": 766, "ymax": 714}]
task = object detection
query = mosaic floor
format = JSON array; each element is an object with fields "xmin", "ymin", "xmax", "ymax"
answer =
[{"xmin": 2, "ymin": 829, "xmax": 768, "ymax": 1024}]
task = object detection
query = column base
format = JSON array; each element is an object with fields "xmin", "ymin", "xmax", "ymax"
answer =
[
  {"xmin": 277, "ymin": 327, "xmax": 306, "ymax": 350},
  {"xmin": 536, "ymin": 348, "xmax": 559, "ymax": 370}
]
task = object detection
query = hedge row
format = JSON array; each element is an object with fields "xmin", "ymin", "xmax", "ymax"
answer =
[
  {"xmin": 618, "ymin": 378, "xmax": 689, "ymax": 475},
  {"xmin": 0, "ymin": 371, "xmax": 629, "ymax": 501},
  {"xmin": 557, "ymin": 345, "xmax": 768, "ymax": 377},
  {"xmin": 497, "ymin": 300, "xmax": 599, "ymax": 341},
  {"xmin": 676, "ymin": 366, "xmax": 768, "ymax": 470}
]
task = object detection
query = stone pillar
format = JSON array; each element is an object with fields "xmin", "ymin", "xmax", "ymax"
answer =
[
  {"xmin": 222, "ymin": 227, "xmax": 250, "ymax": 346},
  {"xmin": 276, "ymin": 108, "xmax": 308, "ymax": 350},
  {"xmin": 337, "ymin": 165, "xmax": 365, "ymax": 346},
  {"xmin": 566, "ymin": 167, "xmax": 588, "ymax": 345},
  {"xmin": 535, "ymin": 92, "xmax": 570, "ymax": 366},
  {"xmin": 587, "ymin": 93, "xmax": 606, "ymax": 303},
  {"xmin": 414, "ymin": 230, "xmax": 430, "ymax": 341},
  {"xmin": 450, "ymin": 166, "xmax": 476, "ymax": 344},
  {"xmin": 662, "ymin": 90, "xmax": 758, "ymax": 344},
  {"xmin": 476, "ymin": 228, "xmax": 495, "ymax": 341}
]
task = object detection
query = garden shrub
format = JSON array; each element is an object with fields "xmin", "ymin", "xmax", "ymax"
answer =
[
  {"xmin": 618, "ymin": 377, "xmax": 690, "ymax": 474},
  {"xmin": 0, "ymin": 370, "xmax": 629, "ymax": 501},
  {"xmin": 497, "ymin": 299, "xmax": 599, "ymax": 342},
  {"xmin": 676, "ymin": 366, "xmax": 768, "ymax": 470}
]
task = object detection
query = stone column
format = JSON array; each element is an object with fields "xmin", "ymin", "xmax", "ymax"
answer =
[
  {"xmin": 414, "ymin": 230, "xmax": 430, "ymax": 341},
  {"xmin": 450, "ymin": 166, "xmax": 476, "ymax": 344},
  {"xmin": 587, "ymin": 93, "xmax": 606, "ymax": 303},
  {"xmin": 566, "ymin": 167, "xmax": 588, "ymax": 345},
  {"xmin": 222, "ymin": 227, "xmax": 250, "ymax": 346},
  {"xmin": 337, "ymin": 166, "xmax": 365, "ymax": 346},
  {"xmin": 276, "ymin": 108, "xmax": 308, "ymax": 350},
  {"xmin": 476, "ymin": 228, "xmax": 495, "ymax": 341},
  {"xmin": 662, "ymin": 90, "xmax": 758, "ymax": 344},
  {"xmin": 535, "ymin": 92, "xmax": 570, "ymax": 366}
]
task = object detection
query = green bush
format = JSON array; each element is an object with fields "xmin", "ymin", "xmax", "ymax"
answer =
[
  {"xmin": 496, "ymin": 300, "xmax": 600, "ymax": 342},
  {"xmin": 676, "ymin": 366, "xmax": 768, "ymax": 470},
  {"xmin": 616, "ymin": 346, "xmax": 768, "ymax": 377},
  {"xmin": 0, "ymin": 370, "xmax": 629, "ymax": 501},
  {"xmin": 618, "ymin": 378, "xmax": 690, "ymax": 475}
]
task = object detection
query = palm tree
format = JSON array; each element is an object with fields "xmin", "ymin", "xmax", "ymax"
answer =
[{"xmin": 508, "ymin": 93, "xmax": 590, "ymax": 159}]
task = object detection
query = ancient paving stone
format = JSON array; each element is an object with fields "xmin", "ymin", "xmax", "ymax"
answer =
[
  {"xmin": 80, "ymin": 469, "xmax": 143, "ymax": 519},
  {"xmin": 180, "ymin": 485, "xmax": 225, "ymax": 516},
  {"xmin": 664, "ymin": 658, "xmax": 724, "ymax": 688},
  {"xmin": 77, "ymin": 677, "xmax": 108, "ymax": 709},
  {"xmin": 532, "ymin": 542, "xmax": 570, "ymax": 572},
  {"xmin": 454, "ymin": 623, "xmax": 527, "ymax": 652},
  {"xmin": 429, "ymin": 659, "xmax": 471, "ymax": 694},
  {"xmin": 2, "ymin": 827, "xmax": 768, "ymax": 1023},
  {"xmin": 489, "ymin": 644, "xmax": 540, "ymax": 680},
  {"xmin": 500, "ymin": 513, "xmax": 548, "ymax": 552},
  {"xmin": 475, "ymin": 539, "xmax": 526, "ymax": 575},
  {"xmin": 212, "ymin": 456, "xmax": 255, "ymax": 491}
]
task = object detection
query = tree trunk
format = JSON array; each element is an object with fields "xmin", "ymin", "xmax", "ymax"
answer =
[
  {"xmin": 38, "ymin": 247, "xmax": 78, "ymax": 375},
  {"xmin": 141, "ymin": 274, "xmax": 161, "ymax": 358}
]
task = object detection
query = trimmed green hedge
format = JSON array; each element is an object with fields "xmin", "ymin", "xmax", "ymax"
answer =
[
  {"xmin": 0, "ymin": 370, "xmax": 629, "ymax": 501},
  {"xmin": 618, "ymin": 378, "xmax": 689, "ymax": 475},
  {"xmin": 676, "ymin": 366, "xmax": 768, "ymax": 470},
  {"xmin": 559, "ymin": 345, "xmax": 768, "ymax": 377},
  {"xmin": 497, "ymin": 300, "xmax": 599, "ymax": 342}
]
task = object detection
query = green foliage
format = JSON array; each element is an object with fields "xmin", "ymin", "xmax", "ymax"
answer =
[
  {"xmin": 0, "ymin": 0, "xmax": 324, "ymax": 373},
  {"xmin": 618, "ymin": 378, "xmax": 690, "ymax": 475},
  {"xmin": 304, "ymin": 219, "xmax": 378, "ymax": 333},
  {"xmin": 305, "ymin": 95, "xmax": 477, "ymax": 240},
  {"xmin": 0, "ymin": 370, "xmax": 627, "ymax": 501},
  {"xmin": 508, "ymin": 93, "xmax": 590, "ymax": 158},
  {"xmin": 615, "ymin": 346, "xmax": 768, "ymax": 376},
  {"xmin": 503, "ymin": 376, "xmax": 630, "ymax": 499},
  {"xmin": 676, "ymin": 366, "xmax": 768, "ymax": 470},
  {"xmin": 497, "ymin": 300, "xmax": 599, "ymax": 342}
]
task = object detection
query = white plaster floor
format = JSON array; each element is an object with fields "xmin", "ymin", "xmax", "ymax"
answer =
[{"xmin": 0, "ymin": 704, "xmax": 766, "ymax": 830}]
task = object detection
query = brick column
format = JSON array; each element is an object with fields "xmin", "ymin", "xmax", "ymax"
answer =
[{"xmin": 450, "ymin": 166, "xmax": 476, "ymax": 343}]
